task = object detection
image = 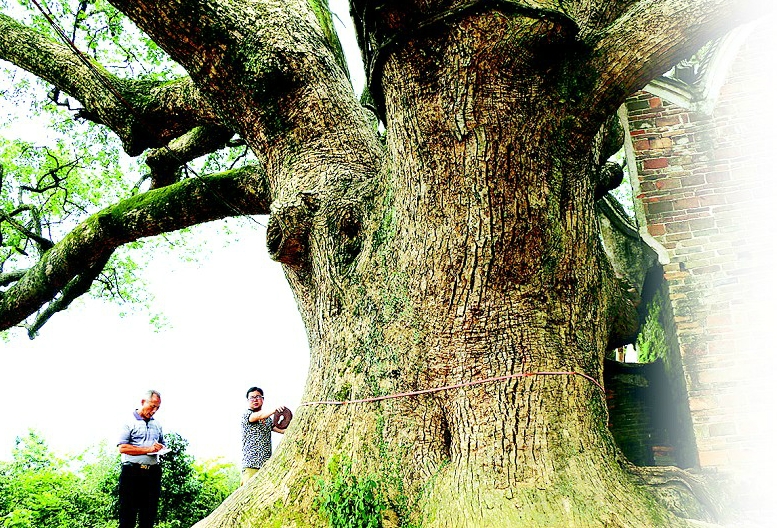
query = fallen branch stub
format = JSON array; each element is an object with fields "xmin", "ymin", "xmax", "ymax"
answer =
[{"xmin": 266, "ymin": 192, "xmax": 318, "ymax": 267}]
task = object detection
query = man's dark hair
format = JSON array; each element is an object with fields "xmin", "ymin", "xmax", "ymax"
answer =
[{"xmin": 246, "ymin": 386, "xmax": 264, "ymax": 398}]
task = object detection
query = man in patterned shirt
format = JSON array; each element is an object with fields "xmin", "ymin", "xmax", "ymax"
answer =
[{"xmin": 241, "ymin": 386, "xmax": 287, "ymax": 485}]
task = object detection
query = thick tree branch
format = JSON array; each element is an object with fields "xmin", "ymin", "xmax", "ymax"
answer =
[
  {"xmin": 583, "ymin": 0, "xmax": 775, "ymax": 118},
  {"xmin": 105, "ymin": 0, "xmax": 382, "ymax": 186},
  {"xmin": 25, "ymin": 253, "xmax": 111, "ymax": 338},
  {"xmin": 0, "ymin": 164, "xmax": 270, "ymax": 333},
  {"xmin": 0, "ymin": 270, "xmax": 26, "ymax": 288},
  {"xmin": 0, "ymin": 12, "xmax": 221, "ymax": 155},
  {"xmin": 104, "ymin": 0, "xmax": 384, "ymax": 296}
]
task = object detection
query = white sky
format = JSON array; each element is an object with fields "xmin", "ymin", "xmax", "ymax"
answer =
[
  {"xmin": 0, "ymin": 0, "xmax": 361, "ymax": 466},
  {"xmin": 1, "ymin": 222, "xmax": 310, "ymax": 465}
]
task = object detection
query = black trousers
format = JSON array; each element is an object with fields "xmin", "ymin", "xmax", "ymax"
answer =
[{"xmin": 118, "ymin": 463, "xmax": 162, "ymax": 528}]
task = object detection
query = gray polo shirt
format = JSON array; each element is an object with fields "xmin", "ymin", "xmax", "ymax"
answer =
[{"xmin": 118, "ymin": 410, "xmax": 165, "ymax": 465}]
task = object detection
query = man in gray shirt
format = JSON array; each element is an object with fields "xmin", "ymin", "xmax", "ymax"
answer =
[{"xmin": 117, "ymin": 390, "xmax": 166, "ymax": 528}]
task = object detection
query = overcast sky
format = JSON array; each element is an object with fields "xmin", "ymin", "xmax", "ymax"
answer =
[{"xmin": 1, "ymin": 221, "xmax": 310, "ymax": 464}]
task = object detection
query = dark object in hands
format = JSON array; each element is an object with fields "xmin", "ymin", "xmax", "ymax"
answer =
[{"xmin": 273, "ymin": 407, "xmax": 293, "ymax": 430}]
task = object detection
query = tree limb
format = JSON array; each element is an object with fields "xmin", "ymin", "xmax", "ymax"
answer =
[
  {"xmin": 0, "ymin": 270, "xmax": 26, "ymax": 288},
  {"xmin": 0, "ymin": 164, "xmax": 270, "ymax": 333},
  {"xmin": 25, "ymin": 253, "xmax": 111, "ymax": 338},
  {"xmin": 0, "ymin": 213, "xmax": 52, "ymax": 253},
  {"xmin": 104, "ymin": 0, "xmax": 380, "ymax": 177},
  {"xmin": 583, "ymin": 0, "xmax": 775, "ymax": 118},
  {"xmin": 0, "ymin": 208, "xmax": 54, "ymax": 252},
  {"xmin": 0, "ymin": 11, "xmax": 221, "ymax": 155}
]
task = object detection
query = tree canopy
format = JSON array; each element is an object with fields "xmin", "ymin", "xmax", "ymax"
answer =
[
  {"xmin": 0, "ymin": 0, "xmax": 767, "ymax": 338},
  {"xmin": 1, "ymin": 0, "xmax": 267, "ymax": 337}
]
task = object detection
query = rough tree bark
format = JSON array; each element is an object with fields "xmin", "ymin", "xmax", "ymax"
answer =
[{"xmin": 0, "ymin": 0, "xmax": 772, "ymax": 525}]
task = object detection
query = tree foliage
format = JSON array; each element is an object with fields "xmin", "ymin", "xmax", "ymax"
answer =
[
  {"xmin": 0, "ymin": 429, "xmax": 238, "ymax": 528},
  {"xmin": 157, "ymin": 432, "xmax": 239, "ymax": 528},
  {"xmin": 636, "ymin": 295, "xmax": 670, "ymax": 364},
  {"xmin": 0, "ymin": 0, "xmax": 259, "ymax": 339}
]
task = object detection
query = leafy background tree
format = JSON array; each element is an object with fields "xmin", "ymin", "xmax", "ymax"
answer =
[
  {"xmin": 0, "ymin": 430, "xmax": 238, "ymax": 528},
  {"xmin": 157, "ymin": 432, "xmax": 239, "ymax": 528},
  {"xmin": 636, "ymin": 295, "xmax": 670, "ymax": 365}
]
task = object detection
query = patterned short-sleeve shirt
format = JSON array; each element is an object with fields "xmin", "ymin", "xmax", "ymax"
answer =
[{"xmin": 241, "ymin": 409, "xmax": 273, "ymax": 469}]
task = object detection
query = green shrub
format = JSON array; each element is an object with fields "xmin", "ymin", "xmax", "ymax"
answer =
[{"xmin": 315, "ymin": 455, "xmax": 385, "ymax": 528}]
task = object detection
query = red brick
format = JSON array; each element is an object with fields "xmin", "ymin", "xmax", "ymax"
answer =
[
  {"xmin": 666, "ymin": 232, "xmax": 694, "ymax": 242},
  {"xmin": 692, "ymin": 265, "xmax": 722, "ymax": 275},
  {"xmin": 643, "ymin": 158, "xmax": 669, "ymax": 169},
  {"xmin": 666, "ymin": 221, "xmax": 690, "ymax": 233},
  {"xmin": 656, "ymin": 178, "xmax": 681, "ymax": 191},
  {"xmin": 670, "ymin": 155, "xmax": 694, "ymax": 167},
  {"xmin": 656, "ymin": 116, "xmax": 681, "ymax": 127},
  {"xmin": 634, "ymin": 139, "xmax": 651, "ymax": 151},
  {"xmin": 674, "ymin": 197, "xmax": 701, "ymax": 209},
  {"xmin": 649, "ymin": 137, "xmax": 672, "ymax": 149},
  {"xmin": 647, "ymin": 224, "xmax": 666, "ymax": 236},
  {"xmin": 649, "ymin": 96, "xmax": 663, "ymax": 108},
  {"xmin": 681, "ymin": 174, "xmax": 706, "ymax": 186},
  {"xmin": 647, "ymin": 201, "xmax": 674, "ymax": 215},
  {"xmin": 689, "ymin": 217, "xmax": 715, "ymax": 230},
  {"xmin": 699, "ymin": 194, "xmax": 727, "ymax": 207},
  {"xmin": 676, "ymin": 321, "xmax": 702, "ymax": 331}
]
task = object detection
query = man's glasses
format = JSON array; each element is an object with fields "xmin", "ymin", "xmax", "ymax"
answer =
[{"xmin": 248, "ymin": 395, "xmax": 264, "ymax": 400}]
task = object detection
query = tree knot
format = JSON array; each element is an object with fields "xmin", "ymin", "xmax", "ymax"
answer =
[{"xmin": 266, "ymin": 193, "xmax": 317, "ymax": 267}]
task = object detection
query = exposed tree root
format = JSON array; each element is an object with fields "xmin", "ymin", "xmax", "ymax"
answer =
[{"xmin": 627, "ymin": 465, "xmax": 723, "ymax": 525}]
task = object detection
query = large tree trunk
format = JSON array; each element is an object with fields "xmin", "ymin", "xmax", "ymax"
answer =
[{"xmin": 198, "ymin": 8, "xmax": 713, "ymax": 528}]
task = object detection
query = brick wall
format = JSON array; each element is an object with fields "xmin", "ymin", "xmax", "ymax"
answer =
[{"xmin": 625, "ymin": 15, "xmax": 776, "ymax": 517}]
